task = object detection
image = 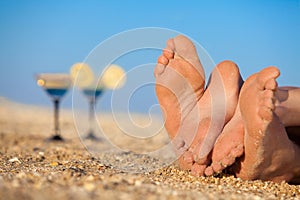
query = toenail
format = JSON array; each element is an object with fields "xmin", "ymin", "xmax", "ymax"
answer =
[{"xmin": 163, "ymin": 49, "xmax": 174, "ymax": 59}]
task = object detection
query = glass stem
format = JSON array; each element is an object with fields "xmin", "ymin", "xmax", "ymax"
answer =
[
  {"xmin": 89, "ymin": 98, "xmax": 96, "ymax": 134},
  {"xmin": 53, "ymin": 99, "xmax": 60, "ymax": 136}
]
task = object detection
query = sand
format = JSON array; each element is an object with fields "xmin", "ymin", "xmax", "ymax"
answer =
[{"xmin": 0, "ymin": 97, "xmax": 299, "ymax": 200}]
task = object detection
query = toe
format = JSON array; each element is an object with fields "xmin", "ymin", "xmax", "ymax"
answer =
[
  {"xmin": 210, "ymin": 144, "xmax": 243, "ymax": 175},
  {"xmin": 182, "ymin": 151, "xmax": 194, "ymax": 163},
  {"xmin": 178, "ymin": 152, "xmax": 194, "ymax": 170},
  {"xmin": 217, "ymin": 60, "xmax": 239, "ymax": 75},
  {"xmin": 166, "ymin": 38, "xmax": 175, "ymax": 51},
  {"xmin": 163, "ymin": 49, "xmax": 174, "ymax": 59},
  {"xmin": 262, "ymin": 89, "xmax": 274, "ymax": 99},
  {"xmin": 262, "ymin": 96, "xmax": 275, "ymax": 110},
  {"xmin": 265, "ymin": 78, "xmax": 278, "ymax": 90},
  {"xmin": 257, "ymin": 67, "xmax": 280, "ymax": 90},
  {"xmin": 204, "ymin": 166, "xmax": 214, "ymax": 176},
  {"xmin": 193, "ymin": 154, "xmax": 209, "ymax": 165},
  {"xmin": 154, "ymin": 63, "xmax": 166, "ymax": 77},
  {"xmin": 230, "ymin": 144, "xmax": 244, "ymax": 157},
  {"xmin": 222, "ymin": 156, "xmax": 236, "ymax": 167},
  {"xmin": 178, "ymin": 158, "xmax": 192, "ymax": 170},
  {"xmin": 157, "ymin": 55, "xmax": 169, "ymax": 65},
  {"xmin": 260, "ymin": 90, "xmax": 275, "ymax": 110},
  {"xmin": 258, "ymin": 105, "xmax": 273, "ymax": 121},
  {"xmin": 211, "ymin": 162, "xmax": 223, "ymax": 173},
  {"xmin": 191, "ymin": 163, "xmax": 206, "ymax": 176},
  {"xmin": 171, "ymin": 35, "xmax": 205, "ymax": 80}
]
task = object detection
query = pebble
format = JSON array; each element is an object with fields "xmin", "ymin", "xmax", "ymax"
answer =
[
  {"xmin": 50, "ymin": 162, "xmax": 59, "ymax": 167},
  {"xmin": 9, "ymin": 157, "xmax": 21, "ymax": 163}
]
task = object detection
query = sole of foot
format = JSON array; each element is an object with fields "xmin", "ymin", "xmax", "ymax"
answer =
[
  {"xmin": 233, "ymin": 67, "xmax": 300, "ymax": 183},
  {"xmin": 155, "ymin": 35, "xmax": 206, "ymax": 166},
  {"xmin": 188, "ymin": 60, "xmax": 243, "ymax": 176},
  {"xmin": 204, "ymin": 103, "xmax": 244, "ymax": 176}
]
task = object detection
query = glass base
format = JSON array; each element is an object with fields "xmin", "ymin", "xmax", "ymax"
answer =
[
  {"xmin": 46, "ymin": 135, "xmax": 65, "ymax": 142},
  {"xmin": 85, "ymin": 131, "xmax": 102, "ymax": 141}
]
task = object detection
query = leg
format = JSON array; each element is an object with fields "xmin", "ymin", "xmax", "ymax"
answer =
[
  {"xmin": 277, "ymin": 87, "xmax": 300, "ymax": 145},
  {"xmin": 275, "ymin": 87, "xmax": 300, "ymax": 126},
  {"xmin": 233, "ymin": 67, "xmax": 300, "ymax": 183}
]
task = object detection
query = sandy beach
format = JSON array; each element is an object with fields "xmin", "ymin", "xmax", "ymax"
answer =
[{"xmin": 0, "ymin": 97, "xmax": 300, "ymax": 200}]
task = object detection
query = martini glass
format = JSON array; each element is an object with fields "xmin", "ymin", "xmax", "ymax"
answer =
[
  {"xmin": 36, "ymin": 73, "xmax": 72, "ymax": 141},
  {"xmin": 70, "ymin": 63, "xmax": 126, "ymax": 141},
  {"xmin": 81, "ymin": 86, "xmax": 104, "ymax": 140}
]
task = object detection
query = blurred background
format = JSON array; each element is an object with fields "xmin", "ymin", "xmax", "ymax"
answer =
[{"xmin": 0, "ymin": 0, "xmax": 299, "ymax": 113}]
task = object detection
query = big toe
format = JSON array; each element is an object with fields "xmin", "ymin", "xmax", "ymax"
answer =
[
  {"xmin": 191, "ymin": 163, "xmax": 206, "ymax": 176},
  {"xmin": 178, "ymin": 151, "xmax": 194, "ymax": 170},
  {"xmin": 172, "ymin": 35, "xmax": 205, "ymax": 79},
  {"xmin": 154, "ymin": 63, "xmax": 166, "ymax": 77},
  {"xmin": 257, "ymin": 67, "xmax": 280, "ymax": 90},
  {"xmin": 166, "ymin": 37, "xmax": 175, "ymax": 51}
]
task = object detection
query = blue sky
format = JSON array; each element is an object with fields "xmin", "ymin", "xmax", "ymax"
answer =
[{"xmin": 0, "ymin": 0, "xmax": 299, "ymax": 113}]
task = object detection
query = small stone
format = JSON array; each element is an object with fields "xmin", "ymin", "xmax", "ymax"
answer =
[
  {"xmin": 178, "ymin": 171, "xmax": 185, "ymax": 176},
  {"xmin": 9, "ymin": 157, "xmax": 21, "ymax": 163},
  {"xmin": 50, "ymin": 162, "xmax": 59, "ymax": 167},
  {"xmin": 154, "ymin": 170, "xmax": 161, "ymax": 175}
]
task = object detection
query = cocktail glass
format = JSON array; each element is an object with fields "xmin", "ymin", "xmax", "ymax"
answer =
[
  {"xmin": 70, "ymin": 62, "xmax": 126, "ymax": 141},
  {"xmin": 36, "ymin": 73, "xmax": 72, "ymax": 141},
  {"xmin": 81, "ymin": 86, "xmax": 104, "ymax": 140}
]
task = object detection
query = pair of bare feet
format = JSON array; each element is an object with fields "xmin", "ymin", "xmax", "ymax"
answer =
[{"xmin": 155, "ymin": 35, "xmax": 300, "ymax": 183}]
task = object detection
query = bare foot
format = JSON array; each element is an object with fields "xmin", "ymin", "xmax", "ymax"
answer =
[
  {"xmin": 155, "ymin": 35, "xmax": 242, "ymax": 174},
  {"xmin": 204, "ymin": 103, "xmax": 244, "ymax": 176},
  {"xmin": 233, "ymin": 67, "xmax": 300, "ymax": 183},
  {"xmin": 155, "ymin": 35, "xmax": 206, "ymax": 164},
  {"xmin": 189, "ymin": 62, "xmax": 243, "ymax": 176},
  {"xmin": 205, "ymin": 85, "xmax": 300, "ymax": 176}
]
